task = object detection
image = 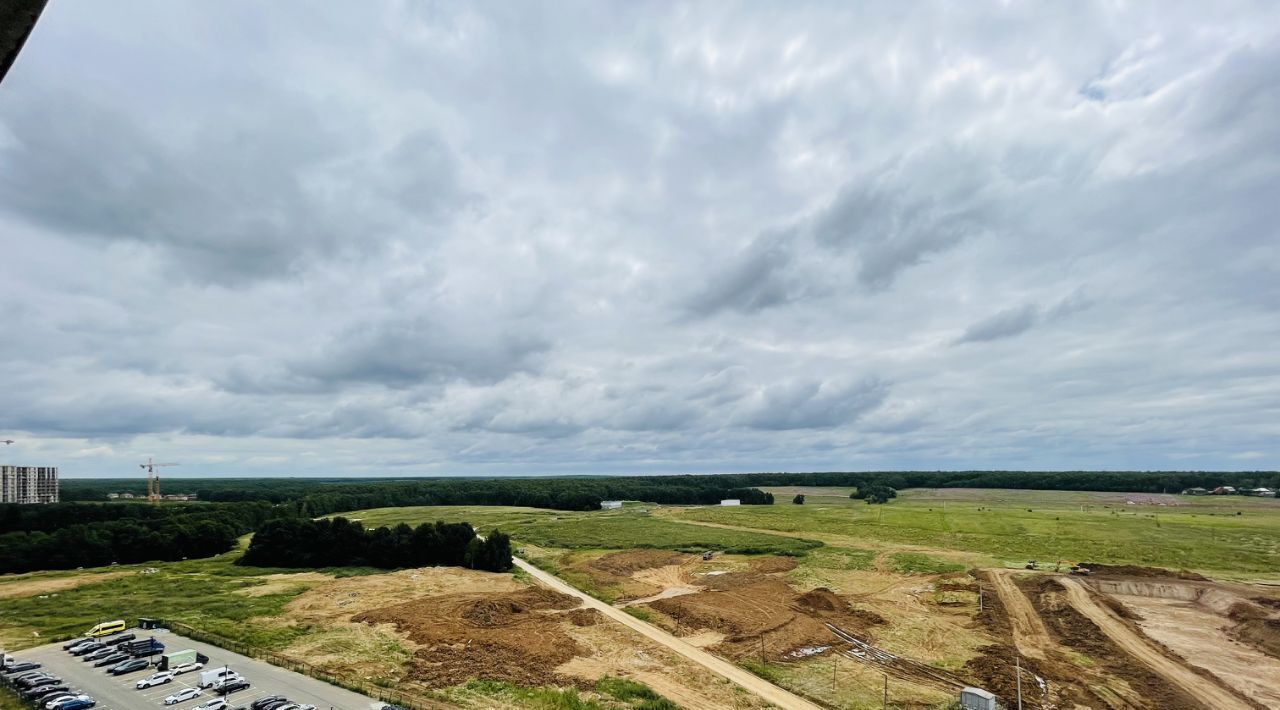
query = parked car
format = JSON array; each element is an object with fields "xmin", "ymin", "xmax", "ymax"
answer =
[
  {"xmin": 42, "ymin": 694, "xmax": 77, "ymax": 709},
  {"xmin": 83, "ymin": 648, "xmax": 116, "ymax": 662},
  {"xmin": 65, "ymin": 641, "xmax": 96, "ymax": 654},
  {"xmin": 137, "ymin": 671, "xmax": 176, "ymax": 689},
  {"xmin": 198, "ymin": 668, "xmax": 241, "ymax": 689},
  {"xmin": 193, "ymin": 700, "xmax": 228, "ymax": 710},
  {"xmin": 249, "ymin": 696, "xmax": 285, "ymax": 710},
  {"xmin": 257, "ymin": 702, "xmax": 290, "ymax": 710},
  {"xmin": 93, "ymin": 653, "xmax": 127, "ymax": 668},
  {"xmin": 17, "ymin": 674, "xmax": 61, "ymax": 689},
  {"xmin": 70, "ymin": 643, "xmax": 104, "ymax": 657},
  {"xmin": 61, "ymin": 638, "xmax": 89, "ymax": 650},
  {"xmin": 164, "ymin": 687, "xmax": 202, "ymax": 705},
  {"xmin": 4, "ymin": 661, "xmax": 41, "ymax": 674},
  {"xmin": 22, "ymin": 684, "xmax": 69, "ymax": 700},
  {"xmin": 172, "ymin": 662, "xmax": 204, "ymax": 675},
  {"xmin": 109, "ymin": 658, "xmax": 150, "ymax": 675},
  {"xmin": 103, "ymin": 633, "xmax": 136, "ymax": 645},
  {"xmin": 22, "ymin": 676, "xmax": 61, "ymax": 690},
  {"xmin": 215, "ymin": 679, "xmax": 250, "ymax": 696},
  {"xmin": 52, "ymin": 695, "xmax": 96, "ymax": 710}
]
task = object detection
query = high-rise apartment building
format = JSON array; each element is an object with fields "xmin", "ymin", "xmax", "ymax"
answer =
[{"xmin": 0, "ymin": 466, "xmax": 59, "ymax": 503}]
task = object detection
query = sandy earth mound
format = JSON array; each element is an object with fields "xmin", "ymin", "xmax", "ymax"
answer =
[{"xmin": 354, "ymin": 586, "xmax": 590, "ymax": 688}]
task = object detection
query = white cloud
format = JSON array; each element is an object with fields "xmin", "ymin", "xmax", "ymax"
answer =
[{"xmin": 1, "ymin": 0, "xmax": 1278, "ymax": 475}]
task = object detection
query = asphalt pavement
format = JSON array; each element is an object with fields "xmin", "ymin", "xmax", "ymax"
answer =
[{"xmin": 16, "ymin": 629, "xmax": 382, "ymax": 710}]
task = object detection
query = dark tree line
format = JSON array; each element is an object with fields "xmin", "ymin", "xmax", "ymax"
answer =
[
  {"xmin": 239, "ymin": 517, "xmax": 512, "ymax": 572},
  {"xmin": 0, "ymin": 502, "xmax": 277, "ymax": 574},
  {"xmin": 62, "ymin": 470, "xmax": 1280, "ymax": 510}
]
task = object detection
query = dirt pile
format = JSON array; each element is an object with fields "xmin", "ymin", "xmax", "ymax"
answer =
[
  {"xmin": 1231, "ymin": 618, "xmax": 1280, "ymax": 659},
  {"xmin": 354, "ymin": 586, "xmax": 588, "ymax": 688},
  {"xmin": 1080, "ymin": 563, "xmax": 1209, "ymax": 581},
  {"xmin": 648, "ymin": 579, "xmax": 882, "ymax": 661},
  {"xmin": 749, "ymin": 556, "xmax": 797, "ymax": 573}
]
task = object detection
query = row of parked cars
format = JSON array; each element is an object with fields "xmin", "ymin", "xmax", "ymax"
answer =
[
  {"xmin": 57, "ymin": 633, "xmax": 254, "ymax": 708},
  {"xmin": 1, "ymin": 659, "xmax": 94, "ymax": 710}
]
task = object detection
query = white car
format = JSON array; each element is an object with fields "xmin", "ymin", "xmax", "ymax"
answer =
[
  {"xmin": 192, "ymin": 700, "xmax": 227, "ymax": 710},
  {"xmin": 42, "ymin": 695, "xmax": 76, "ymax": 709},
  {"xmin": 163, "ymin": 688, "xmax": 202, "ymax": 705},
  {"xmin": 172, "ymin": 662, "xmax": 204, "ymax": 676},
  {"xmin": 136, "ymin": 671, "xmax": 176, "ymax": 689}
]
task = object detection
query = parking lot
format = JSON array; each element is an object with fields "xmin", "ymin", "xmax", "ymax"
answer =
[{"xmin": 13, "ymin": 628, "xmax": 382, "ymax": 710}]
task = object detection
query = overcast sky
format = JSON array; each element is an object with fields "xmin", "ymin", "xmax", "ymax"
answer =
[{"xmin": 2, "ymin": 2, "xmax": 1278, "ymax": 478}]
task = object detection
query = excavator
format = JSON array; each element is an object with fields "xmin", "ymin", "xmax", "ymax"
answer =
[{"xmin": 1053, "ymin": 559, "xmax": 1091, "ymax": 575}]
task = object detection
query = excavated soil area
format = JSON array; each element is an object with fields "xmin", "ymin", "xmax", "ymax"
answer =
[
  {"xmin": 354, "ymin": 586, "xmax": 589, "ymax": 688},
  {"xmin": 648, "ymin": 579, "xmax": 883, "ymax": 660},
  {"xmin": 1021, "ymin": 577, "xmax": 1203, "ymax": 709},
  {"xmin": 1080, "ymin": 563, "xmax": 1208, "ymax": 581}
]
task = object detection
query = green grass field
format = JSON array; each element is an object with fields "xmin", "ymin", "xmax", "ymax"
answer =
[
  {"xmin": 341, "ymin": 504, "xmax": 823, "ymax": 556},
  {"xmin": 660, "ymin": 487, "xmax": 1280, "ymax": 575},
  {"xmin": 0, "ymin": 537, "xmax": 371, "ymax": 651}
]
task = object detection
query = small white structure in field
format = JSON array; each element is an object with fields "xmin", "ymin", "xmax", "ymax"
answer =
[
  {"xmin": 600, "ymin": 500, "xmax": 623, "ymax": 510},
  {"xmin": 720, "ymin": 499, "xmax": 741, "ymax": 506},
  {"xmin": 959, "ymin": 687, "xmax": 997, "ymax": 710}
]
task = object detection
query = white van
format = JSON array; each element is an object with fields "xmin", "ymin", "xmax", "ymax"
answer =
[{"xmin": 198, "ymin": 668, "xmax": 241, "ymax": 689}]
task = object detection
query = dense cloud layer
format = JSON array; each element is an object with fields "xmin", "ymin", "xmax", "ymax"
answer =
[{"xmin": 1, "ymin": 1, "xmax": 1278, "ymax": 476}]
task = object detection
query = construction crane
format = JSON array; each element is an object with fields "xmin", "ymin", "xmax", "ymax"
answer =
[{"xmin": 139, "ymin": 458, "xmax": 179, "ymax": 503}]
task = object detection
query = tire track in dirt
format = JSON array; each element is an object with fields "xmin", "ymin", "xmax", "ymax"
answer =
[
  {"xmin": 1058, "ymin": 576, "xmax": 1255, "ymax": 710},
  {"xmin": 983, "ymin": 570, "xmax": 1054, "ymax": 661},
  {"xmin": 513, "ymin": 555, "xmax": 823, "ymax": 710}
]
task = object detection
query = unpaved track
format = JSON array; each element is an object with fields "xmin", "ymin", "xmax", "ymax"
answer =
[
  {"xmin": 1058, "ymin": 576, "xmax": 1253, "ymax": 710},
  {"xmin": 984, "ymin": 569, "xmax": 1053, "ymax": 660},
  {"xmin": 513, "ymin": 556, "xmax": 821, "ymax": 710}
]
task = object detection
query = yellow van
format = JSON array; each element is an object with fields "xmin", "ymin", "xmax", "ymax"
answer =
[{"xmin": 86, "ymin": 619, "xmax": 126, "ymax": 637}]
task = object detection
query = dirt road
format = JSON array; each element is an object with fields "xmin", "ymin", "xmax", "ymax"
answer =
[
  {"xmin": 513, "ymin": 556, "xmax": 822, "ymax": 710},
  {"xmin": 1058, "ymin": 576, "xmax": 1254, "ymax": 710},
  {"xmin": 984, "ymin": 570, "xmax": 1054, "ymax": 660}
]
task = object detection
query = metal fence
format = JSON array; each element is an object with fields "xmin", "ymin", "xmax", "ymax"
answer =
[{"xmin": 155, "ymin": 619, "xmax": 432, "ymax": 710}]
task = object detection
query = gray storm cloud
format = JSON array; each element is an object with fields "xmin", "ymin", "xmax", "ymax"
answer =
[{"xmin": 0, "ymin": 0, "xmax": 1277, "ymax": 476}]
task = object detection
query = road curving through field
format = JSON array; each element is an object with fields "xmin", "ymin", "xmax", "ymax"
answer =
[
  {"xmin": 1058, "ymin": 576, "xmax": 1254, "ymax": 710},
  {"xmin": 513, "ymin": 555, "xmax": 823, "ymax": 710}
]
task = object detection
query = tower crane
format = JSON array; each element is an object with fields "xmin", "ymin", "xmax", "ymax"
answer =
[{"xmin": 139, "ymin": 458, "xmax": 179, "ymax": 503}]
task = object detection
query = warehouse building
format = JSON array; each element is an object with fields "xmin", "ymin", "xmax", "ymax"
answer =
[{"xmin": 0, "ymin": 465, "xmax": 59, "ymax": 503}]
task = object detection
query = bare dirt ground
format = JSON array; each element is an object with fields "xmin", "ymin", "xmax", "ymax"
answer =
[
  {"xmin": 1094, "ymin": 578, "xmax": 1280, "ymax": 708},
  {"xmin": 1058, "ymin": 576, "xmax": 1256, "ymax": 710},
  {"xmin": 0, "ymin": 570, "xmax": 128, "ymax": 598},
  {"xmin": 355, "ymin": 585, "xmax": 589, "ymax": 688},
  {"xmin": 983, "ymin": 570, "xmax": 1053, "ymax": 660}
]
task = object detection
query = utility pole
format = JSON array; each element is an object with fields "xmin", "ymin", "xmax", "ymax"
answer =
[
  {"xmin": 882, "ymin": 673, "xmax": 888, "ymax": 709},
  {"xmin": 978, "ymin": 585, "xmax": 983, "ymax": 613},
  {"xmin": 832, "ymin": 653, "xmax": 837, "ymax": 693},
  {"xmin": 1015, "ymin": 655, "xmax": 1023, "ymax": 710},
  {"xmin": 759, "ymin": 633, "xmax": 766, "ymax": 666}
]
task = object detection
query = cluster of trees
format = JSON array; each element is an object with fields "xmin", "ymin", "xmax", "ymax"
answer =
[
  {"xmin": 239, "ymin": 517, "xmax": 512, "ymax": 572},
  {"xmin": 792, "ymin": 494, "xmax": 805, "ymax": 504},
  {"xmin": 852, "ymin": 485, "xmax": 897, "ymax": 504},
  {"xmin": 0, "ymin": 502, "xmax": 278, "ymax": 574}
]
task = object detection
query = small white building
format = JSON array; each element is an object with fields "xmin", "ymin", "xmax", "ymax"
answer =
[
  {"xmin": 959, "ymin": 687, "xmax": 997, "ymax": 710},
  {"xmin": 600, "ymin": 500, "xmax": 623, "ymax": 510},
  {"xmin": 720, "ymin": 499, "xmax": 741, "ymax": 506}
]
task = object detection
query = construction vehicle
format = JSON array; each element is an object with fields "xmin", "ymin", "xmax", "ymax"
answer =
[
  {"xmin": 701, "ymin": 551, "xmax": 714, "ymax": 561},
  {"xmin": 1054, "ymin": 560, "xmax": 1091, "ymax": 575},
  {"xmin": 1025, "ymin": 560, "xmax": 1038, "ymax": 570}
]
